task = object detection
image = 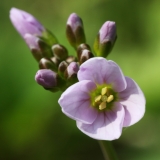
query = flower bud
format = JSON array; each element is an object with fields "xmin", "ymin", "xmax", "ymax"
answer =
[
  {"xmin": 79, "ymin": 49, "xmax": 93, "ymax": 64},
  {"xmin": 10, "ymin": 8, "xmax": 58, "ymax": 55},
  {"xmin": 52, "ymin": 44, "xmax": 68, "ymax": 60},
  {"xmin": 58, "ymin": 61, "xmax": 68, "ymax": 77},
  {"xmin": 66, "ymin": 13, "xmax": 86, "ymax": 49},
  {"xmin": 35, "ymin": 69, "xmax": 57, "ymax": 89},
  {"xmin": 39, "ymin": 58, "xmax": 57, "ymax": 71},
  {"xmin": 10, "ymin": 8, "xmax": 45, "ymax": 38},
  {"xmin": 77, "ymin": 43, "xmax": 91, "ymax": 60},
  {"xmin": 65, "ymin": 62, "xmax": 79, "ymax": 80},
  {"xmin": 94, "ymin": 21, "xmax": 117, "ymax": 58}
]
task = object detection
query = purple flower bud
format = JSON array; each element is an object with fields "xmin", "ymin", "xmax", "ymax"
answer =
[
  {"xmin": 66, "ymin": 62, "xmax": 79, "ymax": 79},
  {"xmin": 10, "ymin": 8, "xmax": 45, "ymax": 38},
  {"xmin": 66, "ymin": 13, "xmax": 86, "ymax": 48},
  {"xmin": 99, "ymin": 21, "xmax": 116, "ymax": 44},
  {"xmin": 67, "ymin": 13, "xmax": 83, "ymax": 32},
  {"xmin": 35, "ymin": 69, "xmax": 57, "ymax": 88},
  {"xmin": 94, "ymin": 21, "xmax": 117, "ymax": 58}
]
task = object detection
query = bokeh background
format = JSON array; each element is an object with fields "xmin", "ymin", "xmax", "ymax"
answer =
[{"xmin": 1, "ymin": 0, "xmax": 160, "ymax": 159}]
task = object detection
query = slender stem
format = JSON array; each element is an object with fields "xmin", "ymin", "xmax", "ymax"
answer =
[{"xmin": 98, "ymin": 140, "xmax": 119, "ymax": 160}]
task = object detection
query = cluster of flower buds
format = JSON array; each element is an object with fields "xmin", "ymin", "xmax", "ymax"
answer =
[{"xmin": 10, "ymin": 8, "xmax": 117, "ymax": 92}]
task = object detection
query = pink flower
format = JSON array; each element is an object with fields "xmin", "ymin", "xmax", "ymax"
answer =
[{"xmin": 58, "ymin": 57, "xmax": 145, "ymax": 140}]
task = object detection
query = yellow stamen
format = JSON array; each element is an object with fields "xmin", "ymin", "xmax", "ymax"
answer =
[
  {"xmin": 101, "ymin": 95, "xmax": 108, "ymax": 102},
  {"xmin": 99, "ymin": 102, "xmax": 106, "ymax": 110},
  {"xmin": 107, "ymin": 95, "xmax": 114, "ymax": 103},
  {"xmin": 95, "ymin": 95, "xmax": 102, "ymax": 102},
  {"xmin": 101, "ymin": 87, "xmax": 108, "ymax": 95}
]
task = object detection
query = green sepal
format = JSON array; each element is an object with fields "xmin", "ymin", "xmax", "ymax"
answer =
[
  {"xmin": 93, "ymin": 34, "xmax": 117, "ymax": 58},
  {"xmin": 41, "ymin": 29, "xmax": 58, "ymax": 47},
  {"xmin": 98, "ymin": 41, "xmax": 112, "ymax": 58},
  {"xmin": 75, "ymin": 25, "xmax": 86, "ymax": 47},
  {"xmin": 37, "ymin": 39, "xmax": 53, "ymax": 58},
  {"xmin": 66, "ymin": 25, "xmax": 76, "ymax": 49}
]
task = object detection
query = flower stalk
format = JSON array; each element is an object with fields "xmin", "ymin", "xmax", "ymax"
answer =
[{"xmin": 98, "ymin": 141, "xmax": 118, "ymax": 160}]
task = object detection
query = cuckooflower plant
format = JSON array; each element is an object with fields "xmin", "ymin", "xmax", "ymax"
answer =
[
  {"xmin": 59, "ymin": 57, "xmax": 145, "ymax": 140},
  {"xmin": 10, "ymin": 8, "xmax": 146, "ymax": 159}
]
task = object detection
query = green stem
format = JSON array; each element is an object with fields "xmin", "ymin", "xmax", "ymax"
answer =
[{"xmin": 98, "ymin": 140, "xmax": 119, "ymax": 160}]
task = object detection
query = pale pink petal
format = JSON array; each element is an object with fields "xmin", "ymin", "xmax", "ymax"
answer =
[
  {"xmin": 119, "ymin": 77, "xmax": 146, "ymax": 127},
  {"xmin": 78, "ymin": 57, "xmax": 127, "ymax": 92},
  {"xmin": 10, "ymin": 8, "xmax": 44, "ymax": 37},
  {"xmin": 76, "ymin": 102, "xmax": 125, "ymax": 140},
  {"xmin": 24, "ymin": 34, "xmax": 40, "ymax": 50},
  {"xmin": 58, "ymin": 80, "xmax": 98, "ymax": 124}
]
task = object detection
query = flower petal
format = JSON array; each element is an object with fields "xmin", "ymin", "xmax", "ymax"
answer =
[
  {"xmin": 119, "ymin": 77, "xmax": 146, "ymax": 127},
  {"xmin": 78, "ymin": 57, "xmax": 126, "ymax": 92},
  {"xmin": 76, "ymin": 102, "xmax": 125, "ymax": 140},
  {"xmin": 10, "ymin": 8, "xmax": 44, "ymax": 37},
  {"xmin": 58, "ymin": 80, "xmax": 98, "ymax": 124}
]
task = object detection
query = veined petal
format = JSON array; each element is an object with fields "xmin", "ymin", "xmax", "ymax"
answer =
[
  {"xmin": 78, "ymin": 57, "xmax": 126, "ymax": 92},
  {"xmin": 58, "ymin": 80, "xmax": 98, "ymax": 124},
  {"xmin": 76, "ymin": 102, "xmax": 125, "ymax": 140},
  {"xmin": 119, "ymin": 77, "xmax": 146, "ymax": 127}
]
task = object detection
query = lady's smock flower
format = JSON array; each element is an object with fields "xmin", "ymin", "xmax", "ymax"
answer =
[{"xmin": 58, "ymin": 57, "xmax": 145, "ymax": 140}]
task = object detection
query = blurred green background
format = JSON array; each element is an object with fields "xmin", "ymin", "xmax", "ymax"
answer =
[{"xmin": 1, "ymin": 0, "xmax": 160, "ymax": 159}]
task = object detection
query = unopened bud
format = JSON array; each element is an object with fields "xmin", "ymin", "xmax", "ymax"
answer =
[
  {"xmin": 52, "ymin": 44, "xmax": 68, "ymax": 60},
  {"xmin": 39, "ymin": 58, "xmax": 57, "ymax": 71},
  {"xmin": 79, "ymin": 49, "xmax": 93, "ymax": 64},
  {"xmin": 10, "ymin": 8, "xmax": 58, "ymax": 60},
  {"xmin": 35, "ymin": 69, "xmax": 58, "ymax": 91},
  {"xmin": 58, "ymin": 61, "xmax": 68, "ymax": 77},
  {"xmin": 94, "ymin": 21, "xmax": 117, "ymax": 58},
  {"xmin": 77, "ymin": 43, "xmax": 91, "ymax": 60},
  {"xmin": 65, "ymin": 62, "xmax": 79, "ymax": 80},
  {"xmin": 66, "ymin": 13, "xmax": 86, "ymax": 49}
]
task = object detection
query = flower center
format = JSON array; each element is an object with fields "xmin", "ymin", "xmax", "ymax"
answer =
[
  {"xmin": 90, "ymin": 85, "xmax": 116, "ymax": 111},
  {"xmin": 96, "ymin": 87, "xmax": 114, "ymax": 110}
]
